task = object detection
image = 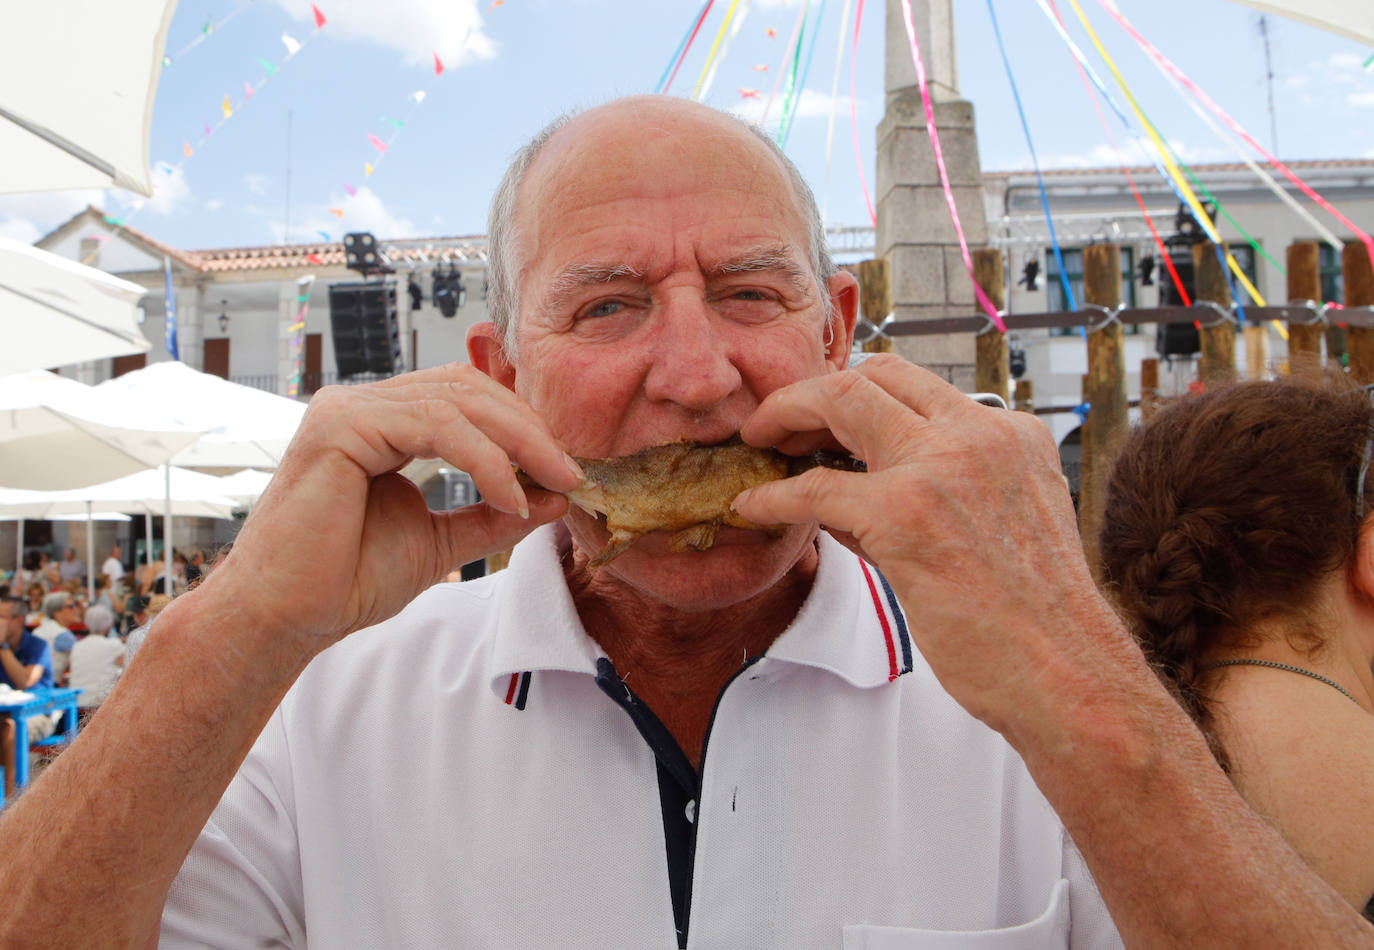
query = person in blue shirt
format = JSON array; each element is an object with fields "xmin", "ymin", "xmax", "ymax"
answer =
[{"xmin": 0, "ymin": 596, "xmax": 53, "ymax": 804}]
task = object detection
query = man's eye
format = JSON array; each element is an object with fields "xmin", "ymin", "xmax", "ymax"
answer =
[
  {"xmin": 731, "ymin": 289, "xmax": 770, "ymax": 301},
  {"xmin": 585, "ymin": 300, "xmax": 623, "ymax": 318}
]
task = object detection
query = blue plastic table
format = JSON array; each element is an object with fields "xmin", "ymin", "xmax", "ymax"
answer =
[{"xmin": 0, "ymin": 686, "xmax": 82, "ymax": 804}]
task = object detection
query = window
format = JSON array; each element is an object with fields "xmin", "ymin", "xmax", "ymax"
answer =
[
  {"xmin": 1046, "ymin": 247, "xmax": 1138, "ymax": 336},
  {"xmin": 1319, "ymin": 244, "xmax": 1344, "ymax": 305}
]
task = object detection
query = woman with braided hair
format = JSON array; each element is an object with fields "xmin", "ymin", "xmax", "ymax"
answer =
[{"xmin": 1101, "ymin": 377, "xmax": 1374, "ymax": 915}]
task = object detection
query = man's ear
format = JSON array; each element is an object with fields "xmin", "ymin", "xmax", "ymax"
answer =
[
  {"xmin": 467, "ymin": 321, "xmax": 517, "ymax": 391},
  {"xmin": 825, "ymin": 270, "xmax": 860, "ymax": 371}
]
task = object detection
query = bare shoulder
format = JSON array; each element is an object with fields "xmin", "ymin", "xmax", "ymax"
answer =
[{"xmin": 1211, "ymin": 676, "xmax": 1374, "ymax": 910}]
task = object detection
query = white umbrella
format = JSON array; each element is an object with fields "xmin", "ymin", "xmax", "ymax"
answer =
[
  {"xmin": 0, "ymin": 370, "xmax": 202, "ymax": 489},
  {"xmin": 94, "ymin": 361, "xmax": 307, "ymax": 468},
  {"xmin": 0, "ymin": 236, "xmax": 153, "ymax": 374},
  {"xmin": 0, "ymin": 466, "xmax": 238, "ymax": 598},
  {"xmin": 1221, "ymin": 0, "xmax": 1374, "ymax": 46},
  {"xmin": 213, "ymin": 469, "xmax": 274, "ymax": 506},
  {"xmin": 0, "ymin": 0, "xmax": 177, "ymax": 196}
]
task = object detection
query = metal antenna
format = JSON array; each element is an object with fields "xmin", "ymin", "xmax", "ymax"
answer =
[{"xmin": 1258, "ymin": 15, "xmax": 1279, "ymax": 158}]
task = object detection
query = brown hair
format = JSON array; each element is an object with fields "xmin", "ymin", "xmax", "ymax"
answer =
[{"xmin": 1100, "ymin": 378, "xmax": 1372, "ymax": 767}]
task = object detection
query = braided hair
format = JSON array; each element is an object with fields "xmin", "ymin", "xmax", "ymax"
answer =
[{"xmin": 1100, "ymin": 378, "xmax": 1373, "ymax": 770}]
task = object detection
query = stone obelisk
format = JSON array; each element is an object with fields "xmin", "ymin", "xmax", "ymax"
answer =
[{"xmin": 876, "ymin": 0, "xmax": 988, "ymax": 368}]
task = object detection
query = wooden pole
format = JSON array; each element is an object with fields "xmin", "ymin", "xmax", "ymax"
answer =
[
  {"xmin": 972, "ymin": 248, "xmax": 1009, "ymax": 404},
  {"xmin": 1192, "ymin": 243, "xmax": 1236, "ymax": 388},
  {"xmin": 1140, "ymin": 357, "xmax": 1160, "ymax": 420},
  {"xmin": 856, "ymin": 258, "xmax": 895, "ymax": 354},
  {"xmin": 1285, "ymin": 242, "xmax": 1323, "ymax": 379},
  {"xmin": 1079, "ymin": 243, "xmax": 1127, "ymax": 581},
  {"xmin": 1013, "ymin": 378, "xmax": 1034, "ymax": 413},
  {"xmin": 1344, "ymin": 245, "xmax": 1374, "ymax": 384}
]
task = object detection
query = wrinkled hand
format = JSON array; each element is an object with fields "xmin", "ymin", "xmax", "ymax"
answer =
[
  {"xmin": 733, "ymin": 354, "xmax": 1123, "ymax": 736},
  {"xmin": 204, "ymin": 364, "xmax": 582, "ymax": 660}
]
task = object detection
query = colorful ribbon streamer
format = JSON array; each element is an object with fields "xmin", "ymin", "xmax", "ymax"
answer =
[
  {"xmin": 898, "ymin": 0, "xmax": 1004, "ymax": 330},
  {"xmin": 1041, "ymin": 0, "xmax": 1188, "ymax": 306},
  {"xmin": 698, "ymin": 1, "xmax": 751, "ymax": 101},
  {"xmin": 774, "ymin": 0, "xmax": 812, "ymax": 142},
  {"xmin": 1063, "ymin": 0, "xmax": 1264, "ymax": 311},
  {"xmin": 779, "ymin": 0, "xmax": 829, "ymax": 148},
  {"xmin": 986, "ymin": 0, "xmax": 1076, "ymax": 313},
  {"xmin": 848, "ymin": 0, "xmax": 875, "ymax": 227},
  {"xmin": 760, "ymin": 2, "xmax": 808, "ymax": 128},
  {"xmin": 692, "ymin": 0, "xmax": 744, "ymax": 100},
  {"xmin": 819, "ymin": 0, "xmax": 853, "ymax": 223},
  {"xmin": 1096, "ymin": 0, "xmax": 1374, "ymax": 275},
  {"xmin": 286, "ymin": 277, "xmax": 318, "ymax": 398},
  {"xmin": 658, "ymin": 1, "xmax": 715, "ymax": 94}
]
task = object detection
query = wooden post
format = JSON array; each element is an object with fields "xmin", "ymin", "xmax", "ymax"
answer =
[
  {"xmin": 1344, "ymin": 245, "xmax": 1374, "ymax": 384},
  {"xmin": 486, "ymin": 550, "xmax": 512, "ymax": 574},
  {"xmin": 1013, "ymin": 378, "xmax": 1034, "ymax": 413},
  {"xmin": 1286, "ymin": 242, "xmax": 1323, "ymax": 378},
  {"xmin": 856, "ymin": 258, "xmax": 894, "ymax": 354},
  {"xmin": 1140, "ymin": 357, "xmax": 1160, "ymax": 420},
  {"xmin": 1079, "ymin": 243, "xmax": 1127, "ymax": 581},
  {"xmin": 1193, "ymin": 243, "xmax": 1236, "ymax": 388},
  {"xmin": 972, "ymin": 248, "xmax": 1009, "ymax": 405}
]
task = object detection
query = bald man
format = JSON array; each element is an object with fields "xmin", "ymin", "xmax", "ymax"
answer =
[{"xmin": 0, "ymin": 97, "xmax": 1368, "ymax": 948}]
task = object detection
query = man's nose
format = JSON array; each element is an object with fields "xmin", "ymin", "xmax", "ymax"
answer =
[{"xmin": 642, "ymin": 294, "xmax": 742, "ymax": 410}]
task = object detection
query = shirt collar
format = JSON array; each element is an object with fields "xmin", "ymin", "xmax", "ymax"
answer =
[{"xmin": 486, "ymin": 525, "xmax": 912, "ymax": 699}]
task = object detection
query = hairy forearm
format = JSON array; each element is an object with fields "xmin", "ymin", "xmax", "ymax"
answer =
[
  {"xmin": 0, "ymin": 580, "xmax": 312, "ymax": 948},
  {"xmin": 1012, "ymin": 620, "xmax": 1374, "ymax": 947}
]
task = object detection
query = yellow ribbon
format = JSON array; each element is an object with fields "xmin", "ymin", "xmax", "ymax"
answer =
[
  {"xmin": 692, "ymin": 0, "xmax": 743, "ymax": 101},
  {"xmin": 1066, "ymin": 0, "xmax": 1266, "ymax": 309}
]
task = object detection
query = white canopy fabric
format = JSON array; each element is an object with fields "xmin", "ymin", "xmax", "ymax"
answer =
[
  {"xmin": 212, "ymin": 469, "xmax": 275, "ymax": 506},
  {"xmin": 0, "ymin": 512, "xmax": 130, "ymax": 522},
  {"xmin": 94, "ymin": 361, "xmax": 307, "ymax": 469},
  {"xmin": 1221, "ymin": 1, "xmax": 1374, "ymax": 46},
  {"xmin": 0, "ymin": 466, "xmax": 237, "ymax": 520},
  {"xmin": 0, "ymin": 0, "xmax": 178, "ymax": 196},
  {"xmin": 1, "ymin": 236, "xmax": 152, "ymax": 374},
  {"xmin": 0, "ymin": 370, "xmax": 202, "ymax": 490}
]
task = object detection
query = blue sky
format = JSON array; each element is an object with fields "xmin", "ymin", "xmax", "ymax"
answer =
[{"xmin": 1, "ymin": 0, "xmax": 1370, "ymax": 251}]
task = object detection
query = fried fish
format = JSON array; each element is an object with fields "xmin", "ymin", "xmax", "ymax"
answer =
[{"xmin": 518, "ymin": 437, "xmax": 865, "ymax": 566}]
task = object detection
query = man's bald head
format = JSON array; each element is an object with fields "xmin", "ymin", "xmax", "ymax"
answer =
[{"xmin": 485, "ymin": 96, "xmax": 835, "ymax": 357}]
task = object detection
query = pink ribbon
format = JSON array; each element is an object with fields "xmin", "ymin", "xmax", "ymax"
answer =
[{"xmin": 898, "ymin": 0, "xmax": 1004, "ymax": 331}]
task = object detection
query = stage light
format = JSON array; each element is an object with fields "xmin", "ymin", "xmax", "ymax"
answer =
[
  {"xmin": 407, "ymin": 274, "xmax": 424, "ymax": 311},
  {"xmin": 1138, "ymin": 255, "xmax": 1156, "ymax": 287},
  {"xmin": 433, "ymin": 265, "xmax": 467, "ymax": 318},
  {"xmin": 1018, "ymin": 259, "xmax": 1041, "ymax": 291}
]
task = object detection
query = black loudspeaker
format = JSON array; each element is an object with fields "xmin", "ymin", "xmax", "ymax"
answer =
[
  {"xmin": 1156, "ymin": 235, "xmax": 1201, "ymax": 359},
  {"xmin": 329, "ymin": 281, "xmax": 401, "ymax": 377}
]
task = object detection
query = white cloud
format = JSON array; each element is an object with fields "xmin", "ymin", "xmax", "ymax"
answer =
[
  {"xmin": 142, "ymin": 164, "xmax": 193, "ymax": 216},
  {"xmin": 205, "ymin": 198, "xmax": 225, "ymax": 212},
  {"xmin": 1031, "ymin": 138, "xmax": 1230, "ymax": 171},
  {"xmin": 729, "ymin": 88, "xmax": 870, "ymax": 125},
  {"xmin": 245, "ymin": 174, "xmax": 271, "ymax": 196},
  {"xmin": 293, "ymin": 187, "xmax": 416, "ymax": 243},
  {"xmin": 1349, "ymin": 90, "xmax": 1374, "ymax": 109},
  {"xmin": 0, "ymin": 188, "xmax": 104, "ymax": 245},
  {"xmin": 269, "ymin": 0, "xmax": 497, "ymax": 68}
]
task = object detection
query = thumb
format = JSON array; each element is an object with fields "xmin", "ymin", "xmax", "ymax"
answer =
[
  {"xmin": 430, "ymin": 490, "xmax": 568, "ymax": 576},
  {"xmin": 732, "ymin": 467, "xmax": 866, "ymax": 533}
]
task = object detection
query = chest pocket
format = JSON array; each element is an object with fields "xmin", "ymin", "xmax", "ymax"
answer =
[{"xmin": 841, "ymin": 879, "xmax": 1070, "ymax": 950}]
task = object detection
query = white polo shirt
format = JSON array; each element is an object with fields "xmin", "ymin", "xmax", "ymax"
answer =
[{"xmin": 162, "ymin": 526, "xmax": 1121, "ymax": 950}]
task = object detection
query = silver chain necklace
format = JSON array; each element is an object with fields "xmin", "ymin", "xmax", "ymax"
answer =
[{"xmin": 1205, "ymin": 658, "xmax": 1360, "ymax": 705}]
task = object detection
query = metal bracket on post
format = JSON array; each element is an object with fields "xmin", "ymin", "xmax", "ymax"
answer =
[
  {"xmin": 976, "ymin": 311, "xmax": 1009, "ymax": 336},
  {"xmin": 1193, "ymin": 300, "xmax": 1235, "ymax": 329},
  {"xmin": 854, "ymin": 314, "xmax": 895, "ymax": 344},
  {"xmin": 1082, "ymin": 304, "xmax": 1122, "ymax": 335}
]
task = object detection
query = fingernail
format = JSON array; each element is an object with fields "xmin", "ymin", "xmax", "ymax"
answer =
[
  {"xmin": 731, "ymin": 488, "xmax": 752, "ymax": 512},
  {"xmin": 564, "ymin": 453, "xmax": 585, "ymax": 482},
  {"xmin": 514, "ymin": 482, "xmax": 530, "ymax": 520}
]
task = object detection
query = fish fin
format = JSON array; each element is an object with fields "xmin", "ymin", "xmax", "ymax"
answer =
[
  {"xmin": 669, "ymin": 522, "xmax": 718, "ymax": 553},
  {"xmin": 573, "ymin": 500, "xmax": 598, "ymax": 517},
  {"xmin": 588, "ymin": 530, "xmax": 637, "ymax": 568}
]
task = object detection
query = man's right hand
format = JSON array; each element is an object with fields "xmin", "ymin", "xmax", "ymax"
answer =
[{"xmin": 196, "ymin": 362, "xmax": 582, "ymax": 664}]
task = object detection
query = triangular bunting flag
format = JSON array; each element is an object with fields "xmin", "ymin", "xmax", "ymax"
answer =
[
  {"xmin": 244, "ymin": 80, "xmax": 255, "ymax": 98},
  {"xmin": 306, "ymin": 253, "xmax": 324, "ymax": 264},
  {"xmin": 221, "ymin": 95, "xmax": 233, "ymax": 118},
  {"xmin": 412, "ymin": 90, "xmax": 426, "ymax": 104},
  {"xmin": 368, "ymin": 134, "xmax": 388, "ymax": 153},
  {"xmin": 312, "ymin": 4, "xmax": 327, "ymax": 28},
  {"xmin": 183, "ymin": 141, "xmax": 193, "ymax": 157},
  {"xmin": 317, "ymin": 230, "xmax": 332, "ymax": 242},
  {"xmin": 282, "ymin": 33, "xmax": 301, "ymax": 56},
  {"xmin": 343, "ymin": 183, "xmax": 357, "ymax": 197},
  {"xmin": 364, "ymin": 162, "xmax": 374, "ymax": 176},
  {"xmin": 329, "ymin": 208, "xmax": 344, "ymax": 219},
  {"xmin": 433, "ymin": 51, "xmax": 444, "ymax": 76},
  {"xmin": 256, "ymin": 57, "xmax": 277, "ymax": 75}
]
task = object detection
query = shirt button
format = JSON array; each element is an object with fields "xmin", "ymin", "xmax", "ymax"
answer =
[{"xmin": 685, "ymin": 800, "xmax": 696, "ymax": 824}]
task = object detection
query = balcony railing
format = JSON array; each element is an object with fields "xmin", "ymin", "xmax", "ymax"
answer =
[{"xmin": 228, "ymin": 371, "xmax": 400, "ymax": 396}]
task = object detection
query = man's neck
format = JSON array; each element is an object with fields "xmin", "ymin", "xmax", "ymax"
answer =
[{"xmin": 565, "ymin": 541, "xmax": 819, "ymax": 770}]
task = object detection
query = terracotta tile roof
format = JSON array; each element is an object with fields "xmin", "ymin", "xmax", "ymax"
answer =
[
  {"xmin": 190, "ymin": 236, "xmax": 489, "ymax": 273},
  {"xmin": 38, "ymin": 206, "xmax": 207, "ymax": 272}
]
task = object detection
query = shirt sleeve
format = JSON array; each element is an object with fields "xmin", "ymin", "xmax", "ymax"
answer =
[{"xmin": 160, "ymin": 710, "xmax": 306, "ymax": 949}]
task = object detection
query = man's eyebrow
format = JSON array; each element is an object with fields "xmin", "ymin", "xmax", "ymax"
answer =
[
  {"xmin": 539, "ymin": 262, "xmax": 645, "ymax": 316},
  {"xmin": 710, "ymin": 246, "xmax": 813, "ymax": 296}
]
